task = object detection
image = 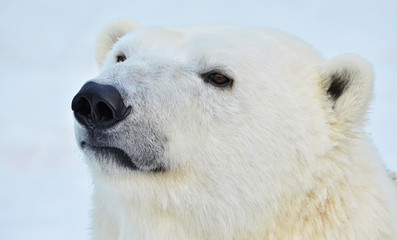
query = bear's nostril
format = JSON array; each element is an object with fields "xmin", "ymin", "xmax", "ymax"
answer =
[
  {"xmin": 71, "ymin": 81, "xmax": 131, "ymax": 129},
  {"xmin": 74, "ymin": 97, "xmax": 91, "ymax": 117},
  {"xmin": 96, "ymin": 101, "xmax": 114, "ymax": 122}
]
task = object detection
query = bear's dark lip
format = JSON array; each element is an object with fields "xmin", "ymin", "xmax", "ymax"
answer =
[
  {"xmin": 80, "ymin": 141, "xmax": 139, "ymax": 170},
  {"xmin": 80, "ymin": 141, "xmax": 166, "ymax": 172}
]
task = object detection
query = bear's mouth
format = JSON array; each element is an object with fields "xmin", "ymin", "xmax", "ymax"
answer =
[
  {"xmin": 80, "ymin": 141, "xmax": 166, "ymax": 172},
  {"xmin": 80, "ymin": 141, "xmax": 140, "ymax": 170}
]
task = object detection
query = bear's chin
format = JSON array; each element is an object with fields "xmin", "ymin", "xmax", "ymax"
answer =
[{"xmin": 80, "ymin": 141, "xmax": 166, "ymax": 172}]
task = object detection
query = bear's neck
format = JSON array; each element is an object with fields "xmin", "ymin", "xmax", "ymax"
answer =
[
  {"xmin": 266, "ymin": 136, "xmax": 397, "ymax": 239},
  {"xmin": 90, "ymin": 137, "xmax": 396, "ymax": 239}
]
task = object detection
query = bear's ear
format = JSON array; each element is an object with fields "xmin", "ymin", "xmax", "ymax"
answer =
[
  {"xmin": 95, "ymin": 19, "xmax": 140, "ymax": 68},
  {"xmin": 321, "ymin": 55, "xmax": 374, "ymax": 129}
]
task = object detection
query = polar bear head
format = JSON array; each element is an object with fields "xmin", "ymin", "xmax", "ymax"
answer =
[{"xmin": 72, "ymin": 19, "xmax": 380, "ymax": 238}]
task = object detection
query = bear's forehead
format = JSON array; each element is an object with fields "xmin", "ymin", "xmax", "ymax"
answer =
[
  {"xmin": 116, "ymin": 26, "xmax": 303, "ymax": 56},
  {"xmin": 111, "ymin": 25, "xmax": 324, "ymax": 75}
]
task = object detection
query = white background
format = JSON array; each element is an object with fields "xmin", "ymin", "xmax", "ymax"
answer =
[{"xmin": 0, "ymin": 0, "xmax": 396, "ymax": 239}]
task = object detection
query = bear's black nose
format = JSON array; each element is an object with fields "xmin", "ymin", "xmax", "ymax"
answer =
[{"xmin": 71, "ymin": 81, "xmax": 131, "ymax": 129}]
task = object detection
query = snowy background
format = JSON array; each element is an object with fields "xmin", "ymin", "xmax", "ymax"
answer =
[{"xmin": 0, "ymin": 0, "xmax": 396, "ymax": 239}]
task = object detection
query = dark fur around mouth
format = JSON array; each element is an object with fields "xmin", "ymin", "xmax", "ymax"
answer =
[
  {"xmin": 81, "ymin": 141, "xmax": 138, "ymax": 170},
  {"xmin": 80, "ymin": 141, "xmax": 166, "ymax": 172}
]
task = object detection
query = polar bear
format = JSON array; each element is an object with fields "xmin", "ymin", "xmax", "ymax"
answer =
[{"xmin": 71, "ymin": 19, "xmax": 397, "ymax": 239}]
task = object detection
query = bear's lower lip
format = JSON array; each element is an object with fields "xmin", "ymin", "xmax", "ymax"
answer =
[
  {"xmin": 80, "ymin": 141, "xmax": 166, "ymax": 172},
  {"xmin": 80, "ymin": 141, "xmax": 139, "ymax": 170}
]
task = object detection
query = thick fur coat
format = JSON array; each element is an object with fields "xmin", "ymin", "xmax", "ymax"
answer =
[{"xmin": 73, "ymin": 19, "xmax": 397, "ymax": 239}]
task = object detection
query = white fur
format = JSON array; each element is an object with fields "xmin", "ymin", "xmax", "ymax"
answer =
[
  {"xmin": 79, "ymin": 19, "xmax": 397, "ymax": 239},
  {"xmin": 95, "ymin": 19, "xmax": 140, "ymax": 68}
]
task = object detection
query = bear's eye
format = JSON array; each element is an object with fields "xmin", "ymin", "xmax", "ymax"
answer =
[
  {"xmin": 202, "ymin": 72, "xmax": 233, "ymax": 88},
  {"xmin": 116, "ymin": 54, "xmax": 126, "ymax": 63}
]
